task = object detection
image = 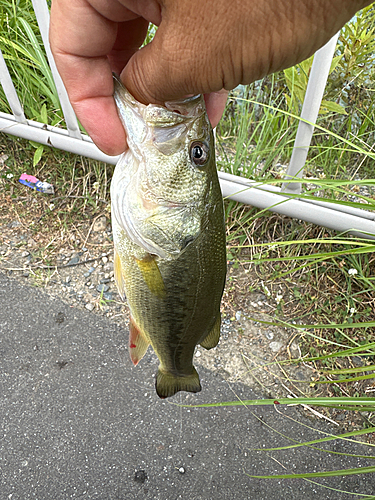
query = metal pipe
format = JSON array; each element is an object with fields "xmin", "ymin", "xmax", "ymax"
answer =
[
  {"xmin": 0, "ymin": 114, "xmax": 112, "ymax": 163},
  {"xmin": 282, "ymin": 33, "xmax": 340, "ymax": 194},
  {"xmin": 220, "ymin": 178, "xmax": 375, "ymax": 240},
  {"xmin": 220, "ymin": 171, "xmax": 375, "ymax": 222},
  {"xmin": 0, "ymin": 50, "xmax": 27, "ymax": 123},
  {"xmin": 31, "ymin": 0, "xmax": 82, "ymax": 140}
]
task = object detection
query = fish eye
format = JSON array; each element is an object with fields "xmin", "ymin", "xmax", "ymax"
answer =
[{"xmin": 190, "ymin": 141, "xmax": 209, "ymax": 166}]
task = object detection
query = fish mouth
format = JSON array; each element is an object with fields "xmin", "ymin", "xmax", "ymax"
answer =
[{"xmin": 114, "ymin": 74, "xmax": 205, "ymax": 129}]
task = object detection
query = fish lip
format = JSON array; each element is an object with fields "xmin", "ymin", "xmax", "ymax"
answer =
[{"xmin": 164, "ymin": 94, "xmax": 203, "ymax": 115}]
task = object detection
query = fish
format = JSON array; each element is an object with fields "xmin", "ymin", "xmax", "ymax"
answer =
[{"xmin": 110, "ymin": 75, "xmax": 227, "ymax": 398}]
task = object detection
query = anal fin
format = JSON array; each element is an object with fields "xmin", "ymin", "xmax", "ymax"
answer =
[
  {"xmin": 200, "ymin": 314, "xmax": 221, "ymax": 350},
  {"xmin": 135, "ymin": 254, "xmax": 166, "ymax": 299},
  {"xmin": 129, "ymin": 316, "xmax": 150, "ymax": 366}
]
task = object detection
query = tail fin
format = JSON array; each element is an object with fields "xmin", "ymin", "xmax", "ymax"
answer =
[{"xmin": 155, "ymin": 368, "xmax": 201, "ymax": 399}]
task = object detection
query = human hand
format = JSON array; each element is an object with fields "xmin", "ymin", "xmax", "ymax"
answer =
[{"xmin": 50, "ymin": 0, "xmax": 371, "ymax": 155}]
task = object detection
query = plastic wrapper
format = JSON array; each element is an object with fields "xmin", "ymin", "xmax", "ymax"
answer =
[{"xmin": 18, "ymin": 173, "xmax": 54, "ymax": 194}]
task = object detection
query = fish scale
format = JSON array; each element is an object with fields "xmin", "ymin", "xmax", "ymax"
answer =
[{"xmin": 111, "ymin": 75, "xmax": 227, "ymax": 398}]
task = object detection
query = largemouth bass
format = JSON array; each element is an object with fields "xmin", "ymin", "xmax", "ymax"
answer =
[{"xmin": 111, "ymin": 76, "xmax": 226, "ymax": 398}]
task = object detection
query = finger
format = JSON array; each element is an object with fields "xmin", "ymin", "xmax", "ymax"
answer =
[
  {"xmin": 50, "ymin": 0, "xmax": 131, "ymax": 61},
  {"xmin": 50, "ymin": 0, "xmax": 146, "ymax": 155},
  {"xmin": 120, "ymin": 2, "xmax": 227, "ymax": 105},
  {"xmin": 121, "ymin": 0, "xmax": 369, "ymax": 109},
  {"xmin": 108, "ymin": 17, "xmax": 149, "ymax": 76},
  {"xmin": 204, "ymin": 90, "xmax": 229, "ymax": 128}
]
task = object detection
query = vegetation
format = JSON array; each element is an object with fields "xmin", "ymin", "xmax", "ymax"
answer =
[
  {"xmin": 1, "ymin": 0, "xmax": 375, "ymax": 493},
  {"xmin": 217, "ymin": 5, "xmax": 375, "ymax": 361}
]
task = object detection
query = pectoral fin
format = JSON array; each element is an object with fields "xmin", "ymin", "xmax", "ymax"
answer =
[
  {"xmin": 135, "ymin": 254, "xmax": 166, "ymax": 299},
  {"xmin": 200, "ymin": 314, "xmax": 221, "ymax": 350},
  {"xmin": 129, "ymin": 316, "xmax": 150, "ymax": 366},
  {"xmin": 114, "ymin": 248, "xmax": 125, "ymax": 301}
]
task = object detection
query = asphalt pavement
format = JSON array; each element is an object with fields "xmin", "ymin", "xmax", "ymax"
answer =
[{"xmin": 1, "ymin": 272, "xmax": 375, "ymax": 499}]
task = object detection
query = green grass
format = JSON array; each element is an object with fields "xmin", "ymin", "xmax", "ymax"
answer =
[{"xmin": 0, "ymin": 0, "xmax": 61, "ymax": 123}]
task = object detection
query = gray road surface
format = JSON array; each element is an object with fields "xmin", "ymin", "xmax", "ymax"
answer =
[{"xmin": 0, "ymin": 273, "xmax": 374, "ymax": 499}]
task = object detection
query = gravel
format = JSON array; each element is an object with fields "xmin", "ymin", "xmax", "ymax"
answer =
[{"xmin": 0, "ymin": 216, "xmax": 122, "ymax": 321}]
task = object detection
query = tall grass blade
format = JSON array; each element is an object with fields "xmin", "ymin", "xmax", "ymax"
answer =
[{"xmin": 246, "ymin": 465, "xmax": 375, "ymax": 479}]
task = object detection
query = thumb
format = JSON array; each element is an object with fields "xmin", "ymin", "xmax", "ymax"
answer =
[
  {"xmin": 121, "ymin": 36, "xmax": 228, "ymax": 127},
  {"xmin": 120, "ymin": 5, "xmax": 227, "ymax": 106},
  {"xmin": 119, "ymin": 35, "xmax": 199, "ymax": 106}
]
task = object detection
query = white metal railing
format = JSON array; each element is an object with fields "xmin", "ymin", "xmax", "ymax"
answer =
[{"xmin": 1, "ymin": 0, "xmax": 375, "ymax": 239}]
